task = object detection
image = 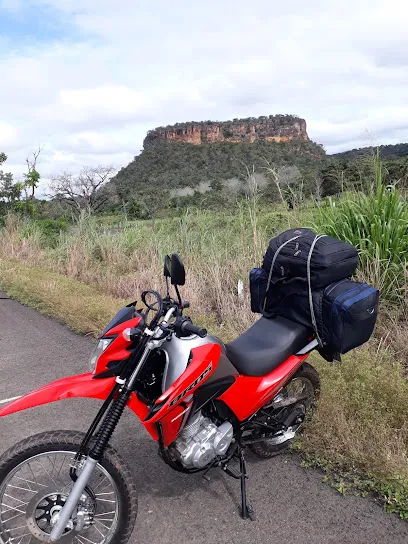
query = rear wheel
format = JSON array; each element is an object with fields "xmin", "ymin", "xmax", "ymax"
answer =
[
  {"xmin": 0, "ymin": 431, "xmax": 138, "ymax": 544},
  {"xmin": 249, "ymin": 363, "xmax": 320, "ymax": 459}
]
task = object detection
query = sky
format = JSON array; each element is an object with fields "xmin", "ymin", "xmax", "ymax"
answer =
[{"xmin": 1, "ymin": 0, "xmax": 408, "ymax": 196}]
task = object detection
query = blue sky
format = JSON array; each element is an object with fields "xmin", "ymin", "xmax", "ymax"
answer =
[
  {"xmin": 0, "ymin": 2, "xmax": 80, "ymax": 49},
  {"xmin": 1, "ymin": 0, "xmax": 408, "ymax": 194}
]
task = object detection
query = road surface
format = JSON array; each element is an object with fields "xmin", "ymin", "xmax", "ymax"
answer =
[{"xmin": 0, "ymin": 292, "xmax": 407, "ymax": 544}]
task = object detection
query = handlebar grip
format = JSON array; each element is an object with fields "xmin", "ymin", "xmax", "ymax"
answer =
[{"xmin": 180, "ymin": 320, "xmax": 207, "ymax": 338}]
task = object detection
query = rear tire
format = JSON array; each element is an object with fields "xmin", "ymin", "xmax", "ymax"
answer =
[
  {"xmin": 249, "ymin": 363, "xmax": 320, "ymax": 459},
  {"xmin": 0, "ymin": 431, "xmax": 138, "ymax": 544}
]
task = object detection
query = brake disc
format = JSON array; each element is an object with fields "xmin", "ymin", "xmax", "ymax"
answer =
[{"xmin": 25, "ymin": 487, "xmax": 79, "ymax": 543}]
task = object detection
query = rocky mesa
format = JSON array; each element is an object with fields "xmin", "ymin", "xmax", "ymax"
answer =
[{"xmin": 143, "ymin": 114, "xmax": 309, "ymax": 147}]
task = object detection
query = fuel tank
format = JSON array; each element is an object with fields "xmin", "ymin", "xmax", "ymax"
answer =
[{"xmin": 161, "ymin": 333, "xmax": 235, "ymax": 392}]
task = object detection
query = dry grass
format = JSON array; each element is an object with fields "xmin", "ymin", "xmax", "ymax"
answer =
[
  {"xmin": 1, "ymin": 209, "xmax": 408, "ymax": 515},
  {"xmin": 304, "ymin": 351, "xmax": 408, "ymax": 481},
  {"xmin": 0, "ymin": 211, "xmax": 273, "ymax": 339},
  {"xmin": 0, "ymin": 260, "xmax": 126, "ymax": 336}
]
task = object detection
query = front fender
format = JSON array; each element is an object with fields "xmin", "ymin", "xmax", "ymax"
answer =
[
  {"xmin": 0, "ymin": 373, "xmax": 116, "ymax": 417},
  {"xmin": 0, "ymin": 372, "xmax": 157, "ymax": 440}
]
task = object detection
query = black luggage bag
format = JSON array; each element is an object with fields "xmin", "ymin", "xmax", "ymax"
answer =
[
  {"xmin": 262, "ymin": 227, "xmax": 358, "ymax": 290},
  {"xmin": 249, "ymin": 228, "xmax": 378, "ymax": 359}
]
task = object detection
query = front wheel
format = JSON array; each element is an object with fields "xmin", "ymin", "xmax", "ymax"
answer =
[
  {"xmin": 0, "ymin": 431, "xmax": 138, "ymax": 544},
  {"xmin": 249, "ymin": 362, "xmax": 320, "ymax": 459}
]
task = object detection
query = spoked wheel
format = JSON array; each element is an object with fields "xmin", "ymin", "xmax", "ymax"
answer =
[
  {"xmin": 249, "ymin": 363, "xmax": 320, "ymax": 459},
  {"xmin": 0, "ymin": 431, "xmax": 138, "ymax": 544}
]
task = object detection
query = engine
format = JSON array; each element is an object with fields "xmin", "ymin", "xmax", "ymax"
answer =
[{"xmin": 172, "ymin": 412, "xmax": 234, "ymax": 469}]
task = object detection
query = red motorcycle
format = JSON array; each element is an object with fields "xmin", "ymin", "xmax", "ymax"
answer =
[{"xmin": 0, "ymin": 254, "xmax": 320, "ymax": 544}]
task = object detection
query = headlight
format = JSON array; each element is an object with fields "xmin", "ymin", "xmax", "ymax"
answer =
[{"xmin": 89, "ymin": 338, "xmax": 113, "ymax": 373}]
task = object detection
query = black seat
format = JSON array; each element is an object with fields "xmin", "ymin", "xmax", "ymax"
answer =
[{"xmin": 225, "ymin": 317, "xmax": 311, "ymax": 377}]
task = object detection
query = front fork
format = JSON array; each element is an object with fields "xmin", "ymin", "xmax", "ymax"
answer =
[
  {"xmin": 50, "ymin": 389, "xmax": 131, "ymax": 541},
  {"xmin": 50, "ymin": 342, "xmax": 153, "ymax": 541}
]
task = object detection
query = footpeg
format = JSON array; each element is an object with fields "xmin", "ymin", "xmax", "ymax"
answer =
[{"xmin": 222, "ymin": 464, "xmax": 241, "ymax": 479}]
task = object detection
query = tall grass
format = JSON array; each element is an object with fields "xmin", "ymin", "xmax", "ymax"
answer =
[
  {"xmin": 2, "ymin": 164, "xmax": 408, "ymax": 515},
  {"xmin": 312, "ymin": 155, "xmax": 408, "ymax": 301},
  {"xmin": 0, "ymin": 207, "xmax": 296, "ymax": 338}
]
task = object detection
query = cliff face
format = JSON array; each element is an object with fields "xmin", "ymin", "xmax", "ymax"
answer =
[{"xmin": 144, "ymin": 114, "xmax": 309, "ymax": 148}]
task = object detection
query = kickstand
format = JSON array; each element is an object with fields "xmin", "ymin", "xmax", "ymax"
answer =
[{"xmin": 239, "ymin": 449, "xmax": 255, "ymax": 521}]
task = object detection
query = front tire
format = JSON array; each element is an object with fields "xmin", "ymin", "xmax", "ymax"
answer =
[
  {"xmin": 249, "ymin": 363, "xmax": 320, "ymax": 459},
  {"xmin": 0, "ymin": 431, "xmax": 138, "ymax": 544}
]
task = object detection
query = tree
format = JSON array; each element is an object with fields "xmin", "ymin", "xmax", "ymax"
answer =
[
  {"xmin": 24, "ymin": 146, "xmax": 42, "ymax": 199},
  {"xmin": 263, "ymin": 161, "xmax": 304, "ymax": 206},
  {"xmin": 131, "ymin": 187, "xmax": 167, "ymax": 223},
  {"xmin": 314, "ymin": 176, "xmax": 323, "ymax": 203},
  {"xmin": 0, "ymin": 153, "xmax": 22, "ymax": 213},
  {"xmin": 263, "ymin": 160, "xmax": 286, "ymax": 204},
  {"xmin": 49, "ymin": 165, "xmax": 116, "ymax": 216}
]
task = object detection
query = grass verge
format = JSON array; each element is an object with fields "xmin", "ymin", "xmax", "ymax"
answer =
[
  {"xmin": 298, "ymin": 352, "xmax": 408, "ymax": 518},
  {"xmin": 0, "ymin": 260, "xmax": 126, "ymax": 336},
  {"xmin": 1, "ymin": 259, "xmax": 408, "ymax": 518}
]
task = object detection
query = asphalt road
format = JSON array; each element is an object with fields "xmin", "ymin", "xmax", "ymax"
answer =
[{"xmin": 1, "ymin": 293, "xmax": 407, "ymax": 544}]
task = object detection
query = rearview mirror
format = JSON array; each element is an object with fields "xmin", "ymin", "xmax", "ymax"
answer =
[{"xmin": 170, "ymin": 253, "xmax": 185, "ymax": 286}]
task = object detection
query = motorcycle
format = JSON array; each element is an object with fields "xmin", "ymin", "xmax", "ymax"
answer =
[{"xmin": 0, "ymin": 253, "xmax": 320, "ymax": 544}]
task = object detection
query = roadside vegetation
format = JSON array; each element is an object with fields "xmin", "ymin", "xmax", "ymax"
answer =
[{"xmin": 1, "ymin": 152, "xmax": 408, "ymax": 518}]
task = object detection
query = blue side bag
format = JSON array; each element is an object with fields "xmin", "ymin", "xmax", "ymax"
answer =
[
  {"xmin": 318, "ymin": 279, "xmax": 379, "ymax": 354},
  {"xmin": 249, "ymin": 269, "xmax": 379, "ymax": 356}
]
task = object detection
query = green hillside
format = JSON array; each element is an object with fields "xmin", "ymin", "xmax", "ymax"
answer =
[
  {"xmin": 112, "ymin": 139, "xmax": 325, "ymax": 201},
  {"xmin": 333, "ymin": 142, "xmax": 408, "ymax": 160}
]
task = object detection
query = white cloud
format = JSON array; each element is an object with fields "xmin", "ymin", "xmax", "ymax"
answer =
[
  {"xmin": 1, "ymin": 0, "xmax": 408, "ymax": 185},
  {"xmin": 0, "ymin": 122, "xmax": 18, "ymax": 148}
]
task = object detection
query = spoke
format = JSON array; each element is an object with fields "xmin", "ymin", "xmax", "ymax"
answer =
[
  {"xmin": 1, "ymin": 511, "xmax": 26, "ymax": 523},
  {"xmin": 4, "ymin": 495, "xmax": 29, "ymax": 507},
  {"xmin": 92, "ymin": 476, "xmax": 108, "ymax": 492},
  {"xmin": 4, "ymin": 525, "xmax": 29, "ymax": 532},
  {"xmin": 14, "ymin": 476, "xmax": 46, "ymax": 489},
  {"xmin": 94, "ymin": 491, "xmax": 114, "ymax": 496},
  {"xmin": 1, "ymin": 502, "xmax": 28, "ymax": 515},
  {"xmin": 94, "ymin": 518, "xmax": 111, "ymax": 529},
  {"xmin": 37, "ymin": 459, "xmax": 58, "ymax": 487},
  {"xmin": 27, "ymin": 464, "xmax": 39, "ymax": 488},
  {"xmin": 76, "ymin": 534, "xmax": 98, "ymax": 544},
  {"xmin": 56, "ymin": 455, "xmax": 68, "ymax": 483},
  {"xmin": 15, "ymin": 533, "xmax": 31, "ymax": 544},
  {"xmin": 4, "ymin": 532, "xmax": 31, "ymax": 542},
  {"xmin": 47, "ymin": 455, "xmax": 61, "ymax": 483},
  {"xmin": 93, "ymin": 481, "xmax": 112, "ymax": 495},
  {"xmin": 6, "ymin": 484, "xmax": 36, "ymax": 494},
  {"xmin": 94, "ymin": 498, "xmax": 116, "ymax": 503},
  {"xmin": 93, "ymin": 523, "xmax": 105, "ymax": 538},
  {"xmin": 94, "ymin": 511, "xmax": 115, "ymax": 517},
  {"xmin": 48, "ymin": 454, "xmax": 69, "ymax": 487}
]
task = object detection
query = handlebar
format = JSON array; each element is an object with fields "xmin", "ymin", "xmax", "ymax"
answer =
[
  {"xmin": 138, "ymin": 291, "xmax": 206, "ymax": 340},
  {"xmin": 179, "ymin": 319, "xmax": 207, "ymax": 338}
]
